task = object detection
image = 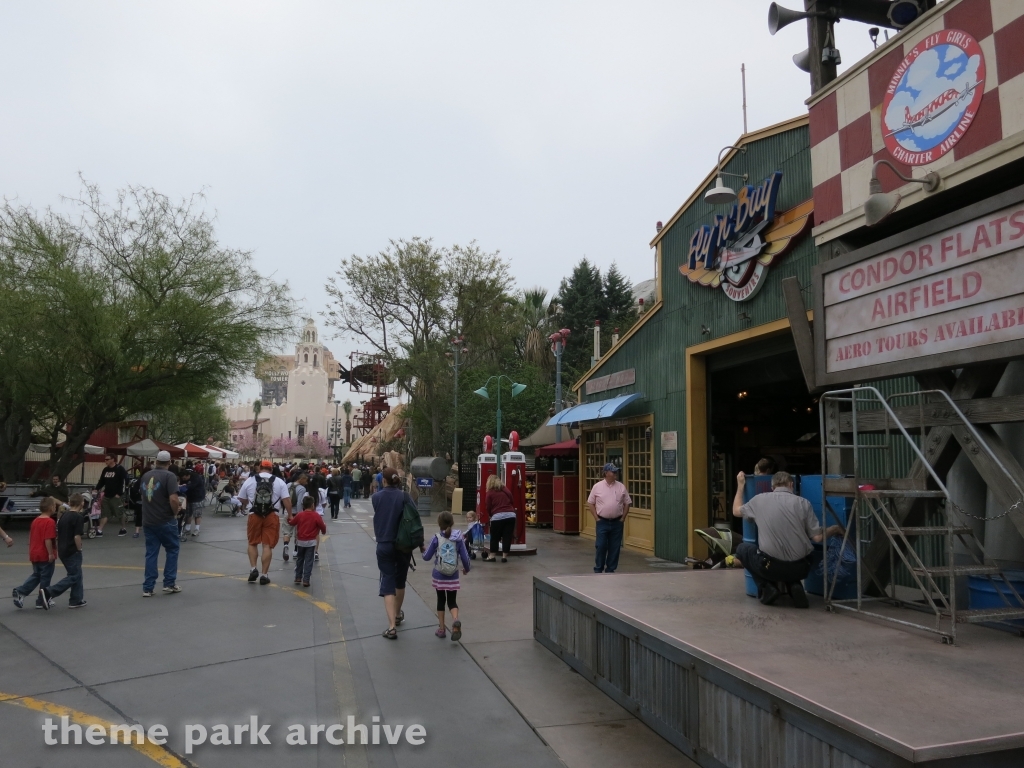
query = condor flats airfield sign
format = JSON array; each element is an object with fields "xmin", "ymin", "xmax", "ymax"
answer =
[{"xmin": 813, "ymin": 186, "xmax": 1024, "ymax": 386}]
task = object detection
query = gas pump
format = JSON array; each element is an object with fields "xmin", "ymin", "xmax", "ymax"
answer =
[
  {"xmin": 502, "ymin": 431, "xmax": 528, "ymax": 545},
  {"xmin": 476, "ymin": 435, "xmax": 498, "ymax": 521}
]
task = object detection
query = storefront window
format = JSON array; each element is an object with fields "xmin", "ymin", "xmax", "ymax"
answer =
[
  {"xmin": 584, "ymin": 431, "xmax": 605, "ymax": 491},
  {"xmin": 626, "ymin": 425, "xmax": 652, "ymax": 510}
]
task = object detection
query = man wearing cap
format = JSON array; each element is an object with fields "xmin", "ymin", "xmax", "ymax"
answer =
[
  {"xmin": 586, "ymin": 463, "xmax": 632, "ymax": 574},
  {"xmin": 139, "ymin": 451, "xmax": 182, "ymax": 597},
  {"xmin": 237, "ymin": 459, "xmax": 291, "ymax": 584}
]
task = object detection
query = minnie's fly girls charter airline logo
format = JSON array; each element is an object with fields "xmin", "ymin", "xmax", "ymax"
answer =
[{"xmin": 882, "ymin": 29, "xmax": 985, "ymax": 166}]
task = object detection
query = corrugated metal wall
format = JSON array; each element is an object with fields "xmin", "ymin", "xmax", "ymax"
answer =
[
  {"xmin": 579, "ymin": 125, "xmax": 815, "ymax": 562},
  {"xmin": 536, "ymin": 579, "xmax": 882, "ymax": 768}
]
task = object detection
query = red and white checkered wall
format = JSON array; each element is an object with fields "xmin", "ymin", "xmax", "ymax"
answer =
[{"xmin": 810, "ymin": 0, "xmax": 1024, "ymax": 229}]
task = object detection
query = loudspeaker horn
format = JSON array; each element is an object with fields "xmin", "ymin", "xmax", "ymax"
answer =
[
  {"xmin": 768, "ymin": 2, "xmax": 812, "ymax": 35},
  {"xmin": 792, "ymin": 48, "xmax": 811, "ymax": 73}
]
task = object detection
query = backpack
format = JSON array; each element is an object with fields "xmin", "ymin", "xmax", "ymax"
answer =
[
  {"xmin": 395, "ymin": 495, "xmax": 424, "ymax": 553},
  {"xmin": 436, "ymin": 533, "xmax": 459, "ymax": 576},
  {"xmin": 251, "ymin": 475, "xmax": 276, "ymax": 517}
]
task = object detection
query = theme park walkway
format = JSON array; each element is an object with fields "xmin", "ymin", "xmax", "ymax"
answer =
[{"xmin": 0, "ymin": 497, "xmax": 694, "ymax": 768}]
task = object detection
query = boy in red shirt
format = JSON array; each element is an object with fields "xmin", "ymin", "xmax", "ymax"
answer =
[
  {"xmin": 287, "ymin": 496, "xmax": 326, "ymax": 588},
  {"xmin": 12, "ymin": 497, "xmax": 57, "ymax": 610}
]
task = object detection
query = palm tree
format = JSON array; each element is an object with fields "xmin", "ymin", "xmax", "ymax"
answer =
[
  {"xmin": 342, "ymin": 400, "xmax": 353, "ymax": 446},
  {"xmin": 251, "ymin": 399, "xmax": 262, "ymax": 438},
  {"xmin": 520, "ymin": 288, "xmax": 556, "ymax": 371}
]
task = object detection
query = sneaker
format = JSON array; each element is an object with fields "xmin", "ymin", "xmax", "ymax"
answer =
[
  {"xmin": 451, "ymin": 620, "xmax": 462, "ymax": 642},
  {"xmin": 12, "ymin": 589, "xmax": 23, "ymax": 609},
  {"xmin": 294, "ymin": 578, "xmax": 302, "ymax": 584},
  {"xmin": 789, "ymin": 582, "xmax": 809, "ymax": 609},
  {"xmin": 191, "ymin": 530, "xmax": 199, "ymax": 537},
  {"xmin": 247, "ymin": 568, "xmax": 259, "ymax": 583},
  {"xmin": 142, "ymin": 590, "xmax": 154, "ymax": 597},
  {"xmin": 162, "ymin": 585, "xmax": 181, "ymax": 594},
  {"xmin": 282, "ymin": 549, "xmax": 290, "ymax": 562},
  {"xmin": 117, "ymin": 528, "xmax": 127, "ymax": 537},
  {"xmin": 314, "ymin": 552, "xmax": 320, "ymax": 562},
  {"xmin": 69, "ymin": 601, "xmax": 87, "ymax": 609},
  {"xmin": 435, "ymin": 627, "xmax": 447, "ymax": 638},
  {"xmin": 259, "ymin": 574, "xmax": 270, "ymax": 585},
  {"xmin": 39, "ymin": 587, "xmax": 53, "ymax": 610},
  {"xmin": 94, "ymin": 530, "xmax": 104, "ymax": 537},
  {"xmin": 132, "ymin": 532, "xmax": 140, "ymax": 539}
]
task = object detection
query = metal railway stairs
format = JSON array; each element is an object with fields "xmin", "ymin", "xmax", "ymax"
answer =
[{"xmin": 818, "ymin": 386, "xmax": 1024, "ymax": 644}]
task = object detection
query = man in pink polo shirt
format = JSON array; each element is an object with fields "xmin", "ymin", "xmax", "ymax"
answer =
[{"xmin": 586, "ymin": 463, "xmax": 631, "ymax": 573}]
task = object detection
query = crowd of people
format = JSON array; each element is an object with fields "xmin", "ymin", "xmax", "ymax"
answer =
[{"xmin": 8, "ymin": 451, "xmax": 647, "ymax": 644}]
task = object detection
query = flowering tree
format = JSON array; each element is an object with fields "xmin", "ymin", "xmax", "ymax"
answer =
[
  {"xmin": 302, "ymin": 434, "xmax": 332, "ymax": 460},
  {"xmin": 269, "ymin": 436, "xmax": 299, "ymax": 457},
  {"xmin": 234, "ymin": 433, "xmax": 269, "ymax": 460}
]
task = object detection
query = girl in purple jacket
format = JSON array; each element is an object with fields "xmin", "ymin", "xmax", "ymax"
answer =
[{"xmin": 423, "ymin": 511, "xmax": 471, "ymax": 641}]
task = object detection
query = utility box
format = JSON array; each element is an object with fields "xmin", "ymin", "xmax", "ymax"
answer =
[
  {"xmin": 412, "ymin": 457, "xmax": 448, "ymax": 517},
  {"xmin": 451, "ymin": 487, "xmax": 464, "ymax": 516}
]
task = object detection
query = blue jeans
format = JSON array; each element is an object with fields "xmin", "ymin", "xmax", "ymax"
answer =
[
  {"xmin": 48, "ymin": 552, "xmax": 84, "ymax": 605},
  {"xmin": 594, "ymin": 518, "xmax": 624, "ymax": 573},
  {"xmin": 144, "ymin": 522, "xmax": 180, "ymax": 592},
  {"xmin": 294, "ymin": 545, "xmax": 316, "ymax": 583},
  {"xmin": 17, "ymin": 561, "xmax": 55, "ymax": 601},
  {"xmin": 343, "ymin": 487, "xmax": 352, "ymax": 508}
]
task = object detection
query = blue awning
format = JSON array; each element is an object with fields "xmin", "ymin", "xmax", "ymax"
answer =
[{"xmin": 547, "ymin": 392, "xmax": 644, "ymax": 426}]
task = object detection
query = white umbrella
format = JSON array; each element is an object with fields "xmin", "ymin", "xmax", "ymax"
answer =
[
  {"xmin": 211, "ymin": 446, "xmax": 239, "ymax": 459},
  {"xmin": 201, "ymin": 445, "xmax": 226, "ymax": 459}
]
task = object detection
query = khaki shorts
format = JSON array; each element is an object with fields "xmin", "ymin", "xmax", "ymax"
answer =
[{"xmin": 247, "ymin": 512, "xmax": 280, "ymax": 548}]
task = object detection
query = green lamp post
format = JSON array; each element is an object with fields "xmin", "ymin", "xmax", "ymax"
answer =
[{"xmin": 473, "ymin": 375, "xmax": 527, "ymax": 470}]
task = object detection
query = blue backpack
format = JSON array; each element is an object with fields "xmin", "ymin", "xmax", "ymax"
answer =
[{"xmin": 436, "ymin": 534, "xmax": 459, "ymax": 576}]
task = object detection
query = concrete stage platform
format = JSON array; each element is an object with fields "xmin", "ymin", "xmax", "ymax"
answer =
[{"xmin": 534, "ymin": 569, "xmax": 1024, "ymax": 768}]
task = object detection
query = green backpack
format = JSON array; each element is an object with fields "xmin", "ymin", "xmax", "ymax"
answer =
[{"xmin": 395, "ymin": 495, "xmax": 424, "ymax": 553}]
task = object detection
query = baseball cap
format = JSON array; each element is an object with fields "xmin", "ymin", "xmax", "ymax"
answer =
[
  {"xmin": 602, "ymin": 463, "xmax": 618, "ymax": 473},
  {"xmin": 156, "ymin": 450, "xmax": 171, "ymax": 462},
  {"xmin": 261, "ymin": 459, "xmax": 272, "ymax": 468}
]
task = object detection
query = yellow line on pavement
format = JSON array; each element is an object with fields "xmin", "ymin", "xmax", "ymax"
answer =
[
  {"xmin": 0, "ymin": 564, "xmax": 334, "ymax": 614},
  {"xmin": 0, "ymin": 691, "xmax": 190, "ymax": 767}
]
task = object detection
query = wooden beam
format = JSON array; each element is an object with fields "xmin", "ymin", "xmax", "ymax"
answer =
[
  {"xmin": 839, "ymin": 393, "xmax": 1024, "ymax": 432},
  {"xmin": 781, "ymin": 277, "xmax": 817, "ymax": 394},
  {"xmin": 948, "ymin": 423, "xmax": 1024, "ymax": 542}
]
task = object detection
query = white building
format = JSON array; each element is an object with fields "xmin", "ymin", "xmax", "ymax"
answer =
[{"xmin": 225, "ymin": 320, "xmax": 362, "ymax": 449}]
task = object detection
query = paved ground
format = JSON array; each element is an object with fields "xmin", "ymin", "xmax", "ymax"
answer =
[{"xmin": 0, "ymin": 497, "xmax": 695, "ymax": 768}]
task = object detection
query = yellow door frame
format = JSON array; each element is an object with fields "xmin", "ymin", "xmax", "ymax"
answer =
[{"xmin": 684, "ymin": 315, "xmax": 809, "ymax": 558}]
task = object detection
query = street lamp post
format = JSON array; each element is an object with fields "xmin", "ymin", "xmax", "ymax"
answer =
[
  {"xmin": 333, "ymin": 399, "xmax": 341, "ymax": 463},
  {"xmin": 549, "ymin": 329, "xmax": 571, "ymax": 474},
  {"xmin": 445, "ymin": 336, "xmax": 468, "ymax": 467},
  {"xmin": 473, "ymin": 375, "xmax": 527, "ymax": 471}
]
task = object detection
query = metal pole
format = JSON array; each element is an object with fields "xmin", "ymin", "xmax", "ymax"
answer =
[
  {"xmin": 741, "ymin": 63, "xmax": 748, "ymax": 134},
  {"xmin": 496, "ymin": 379, "xmax": 503, "ymax": 473},
  {"xmin": 453, "ymin": 346, "xmax": 459, "ymax": 466},
  {"xmin": 554, "ymin": 340, "xmax": 563, "ymax": 476}
]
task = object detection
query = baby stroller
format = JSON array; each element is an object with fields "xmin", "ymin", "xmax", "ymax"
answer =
[
  {"xmin": 688, "ymin": 525, "xmax": 739, "ymax": 569},
  {"xmin": 84, "ymin": 491, "xmax": 101, "ymax": 539}
]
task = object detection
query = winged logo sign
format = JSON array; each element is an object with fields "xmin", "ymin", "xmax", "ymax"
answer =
[{"xmin": 679, "ymin": 171, "xmax": 813, "ymax": 302}]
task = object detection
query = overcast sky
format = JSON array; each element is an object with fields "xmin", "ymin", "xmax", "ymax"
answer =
[{"xmin": 0, "ymin": 1, "xmax": 878, "ymax": 401}]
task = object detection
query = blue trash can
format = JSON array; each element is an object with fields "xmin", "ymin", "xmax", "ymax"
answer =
[
  {"xmin": 800, "ymin": 475, "xmax": 857, "ymax": 600},
  {"xmin": 968, "ymin": 571, "xmax": 1024, "ymax": 629},
  {"xmin": 741, "ymin": 476, "xmax": 775, "ymax": 597}
]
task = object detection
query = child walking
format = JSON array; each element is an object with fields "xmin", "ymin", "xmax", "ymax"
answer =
[
  {"xmin": 287, "ymin": 496, "xmax": 326, "ymax": 588},
  {"xmin": 43, "ymin": 492, "xmax": 87, "ymax": 608},
  {"xmin": 12, "ymin": 497, "xmax": 58, "ymax": 609},
  {"xmin": 422, "ymin": 511, "xmax": 471, "ymax": 641}
]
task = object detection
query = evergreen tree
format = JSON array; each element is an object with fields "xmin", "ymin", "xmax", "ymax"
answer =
[
  {"xmin": 603, "ymin": 262, "xmax": 637, "ymax": 342},
  {"xmin": 555, "ymin": 258, "xmax": 605, "ymax": 376}
]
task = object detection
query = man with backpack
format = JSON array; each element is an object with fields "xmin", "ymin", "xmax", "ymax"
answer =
[
  {"xmin": 283, "ymin": 473, "xmax": 309, "ymax": 562},
  {"xmin": 238, "ymin": 459, "xmax": 291, "ymax": 585},
  {"xmin": 371, "ymin": 467, "xmax": 423, "ymax": 640}
]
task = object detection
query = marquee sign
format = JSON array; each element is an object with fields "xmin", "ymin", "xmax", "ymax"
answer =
[
  {"xmin": 882, "ymin": 29, "xmax": 985, "ymax": 167},
  {"xmin": 680, "ymin": 171, "xmax": 813, "ymax": 302},
  {"xmin": 813, "ymin": 185, "xmax": 1024, "ymax": 386}
]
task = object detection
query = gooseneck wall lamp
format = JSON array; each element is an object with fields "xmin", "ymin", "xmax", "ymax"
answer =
[
  {"xmin": 864, "ymin": 159, "xmax": 941, "ymax": 227},
  {"xmin": 705, "ymin": 146, "xmax": 748, "ymax": 206}
]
